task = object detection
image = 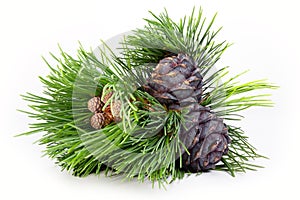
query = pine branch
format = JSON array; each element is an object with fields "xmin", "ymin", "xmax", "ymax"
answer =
[
  {"xmin": 19, "ymin": 44, "xmax": 190, "ymax": 185},
  {"xmin": 201, "ymin": 70, "xmax": 278, "ymax": 119},
  {"xmin": 218, "ymin": 125, "xmax": 266, "ymax": 175},
  {"xmin": 122, "ymin": 7, "xmax": 229, "ymax": 70},
  {"xmin": 19, "ymin": 7, "xmax": 277, "ymax": 186}
]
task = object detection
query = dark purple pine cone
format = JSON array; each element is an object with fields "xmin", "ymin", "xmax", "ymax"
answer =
[
  {"xmin": 181, "ymin": 106, "xmax": 231, "ymax": 172},
  {"xmin": 143, "ymin": 53, "xmax": 203, "ymax": 108}
]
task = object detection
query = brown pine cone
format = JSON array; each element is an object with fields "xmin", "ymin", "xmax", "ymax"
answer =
[
  {"xmin": 103, "ymin": 105, "xmax": 114, "ymax": 122},
  {"xmin": 102, "ymin": 91, "xmax": 114, "ymax": 104},
  {"xmin": 90, "ymin": 113, "xmax": 113, "ymax": 129},
  {"xmin": 111, "ymin": 100, "xmax": 122, "ymax": 123},
  {"xmin": 87, "ymin": 97, "xmax": 104, "ymax": 113},
  {"xmin": 101, "ymin": 89, "xmax": 122, "ymax": 123}
]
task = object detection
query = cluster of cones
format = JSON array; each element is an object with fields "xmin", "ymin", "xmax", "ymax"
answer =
[
  {"xmin": 86, "ymin": 53, "xmax": 231, "ymax": 172},
  {"xmin": 87, "ymin": 91, "xmax": 121, "ymax": 129}
]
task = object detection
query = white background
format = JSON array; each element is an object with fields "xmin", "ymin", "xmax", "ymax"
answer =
[{"xmin": 1, "ymin": 0, "xmax": 299, "ymax": 199}]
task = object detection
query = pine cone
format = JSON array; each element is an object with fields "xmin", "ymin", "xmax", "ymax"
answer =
[
  {"xmin": 111, "ymin": 100, "xmax": 122, "ymax": 122},
  {"xmin": 181, "ymin": 106, "xmax": 230, "ymax": 172},
  {"xmin": 90, "ymin": 113, "xmax": 113, "ymax": 129},
  {"xmin": 102, "ymin": 90, "xmax": 114, "ymax": 104},
  {"xmin": 144, "ymin": 53, "xmax": 203, "ymax": 108},
  {"xmin": 103, "ymin": 105, "xmax": 118, "ymax": 122},
  {"xmin": 101, "ymin": 90, "xmax": 122, "ymax": 123},
  {"xmin": 88, "ymin": 97, "xmax": 104, "ymax": 113}
]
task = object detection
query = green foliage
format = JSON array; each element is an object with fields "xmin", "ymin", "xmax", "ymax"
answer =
[
  {"xmin": 19, "ymin": 7, "xmax": 277, "ymax": 187},
  {"xmin": 123, "ymin": 7, "xmax": 229, "ymax": 71}
]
